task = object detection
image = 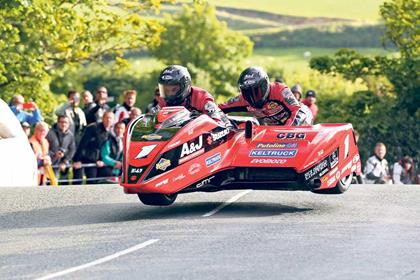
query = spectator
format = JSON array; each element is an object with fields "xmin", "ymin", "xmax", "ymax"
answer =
[
  {"xmin": 9, "ymin": 95, "xmax": 42, "ymax": 125},
  {"xmin": 393, "ymin": 156, "xmax": 416, "ymax": 185},
  {"xmin": 291, "ymin": 84, "xmax": 302, "ymax": 102},
  {"xmin": 122, "ymin": 107, "xmax": 142, "ymax": 126},
  {"xmin": 21, "ymin": 122, "xmax": 31, "ymax": 138},
  {"xmin": 113, "ymin": 90, "xmax": 137, "ymax": 123},
  {"xmin": 29, "ymin": 122, "xmax": 51, "ymax": 185},
  {"xmin": 86, "ymin": 86, "xmax": 110, "ymax": 124},
  {"xmin": 145, "ymin": 87, "xmax": 160, "ymax": 114},
  {"xmin": 364, "ymin": 142, "xmax": 392, "ymax": 184},
  {"xmin": 82, "ymin": 90, "xmax": 95, "ymax": 116},
  {"xmin": 100, "ymin": 122, "xmax": 126, "ymax": 178},
  {"xmin": 55, "ymin": 90, "xmax": 87, "ymax": 140},
  {"xmin": 73, "ymin": 111, "xmax": 114, "ymax": 184},
  {"xmin": 46, "ymin": 115, "xmax": 76, "ymax": 185},
  {"xmin": 302, "ymin": 90, "xmax": 318, "ymax": 121}
]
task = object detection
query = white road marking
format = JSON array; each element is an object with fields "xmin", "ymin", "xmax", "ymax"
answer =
[
  {"xmin": 202, "ymin": 190, "xmax": 252, "ymax": 217},
  {"xmin": 35, "ymin": 239, "xmax": 159, "ymax": 280}
]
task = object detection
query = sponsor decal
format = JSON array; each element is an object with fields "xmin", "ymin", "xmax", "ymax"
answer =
[
  {"xmin": 250, "ymin": 149, "xmax": 297, "ymax": 158},
  {"xmin": 188, "ymin": 163, "xmax": 201, "ymax": 175},
  {"xmin": 206, "ymin": 153, "xmax": 221, "ymax": 167},
  {"xmin": 155, "ymin": 158, "xmax": 171, "ymax": 171},
  {"xmin": 155, "ymin": 178, "xmax": 168, "ymax": 188},
  {"xmin": 256, "ymin": 142, "xmax": 297, "ymax": 149},
  {"xmin": 196, "ymin": 176, "xmax": 215, "ymax": 188},
  {"xmin": 206, "ymin": 135, "xmax": 213, "ymax": 145},
  {"xmin": 329, "ymin": 167, "xmax": 338, "ymax": 176},
  {"xmin": 135, "ymin": 144, "xmax": 157, "ymax": 159},
  {"xmin": 353, "ymin": 154, "xmax": 360, "ymax": 164},
  {"xmin": 335, "ymin": 171, "xmax": 341, "ymax": 180},
  {"xmin": 179, "ymin": 135, "xmax": 204, "ymax": 163},
  {"xmin": 267, "ymin": 102, "xmax": 279, "ymax": 110},
  {"xmin": 321, "ymin": 176, "xmax": 329, "ymax": 183},
  {"xmin": 318, "ymin": 149, "xmax": 324, "ymax": 157},
  {"xmin": 328, "ymin": 148, "xmax": 339, "ymax": 168},
  {"xmin": 277, "ymin": 132, "xmax": 306, "ymax": 140},
  {"xmin": 180, "ymin": 135, "xmax": 203, "ymax": 158},
  {"xmin": 210, "ymin": 128, "xmax": 230, "ymax": 141},
  {"xmin": 304, "ymin": 159, "xmax": 329, "ymax": 181},
  {"xmin": 250, "ymin": 159, "xmax": 287, "ymax": 164},
  {"xmin": 173, "ymin": 173, "xmax": 186, "ymax": 182},
  {"xmin": 351, "ymin": 165, "xmax": 356, "ymax": 172},
  {"xmin": 341, "ymin": 160, "xmax": 353, "ymax": 173},
  {"xmin": 142, "ymin": 134, "xmax": 162, "ymax": 141},
  {"xmin": 131, "ymin": 168, "xmax": 143, "ymax": 174},
  {"xmin": 318, "ymin": 167, "xmax": 329, "ymax": 177},
  {"xmin": 327, "ymin": 176, "xmax": 336, "ymax": 187}
]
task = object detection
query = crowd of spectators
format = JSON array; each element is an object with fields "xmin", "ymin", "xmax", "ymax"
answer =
[{"xmin": 7, "ymin": 84, "xmax": 418, "ymax": 186}]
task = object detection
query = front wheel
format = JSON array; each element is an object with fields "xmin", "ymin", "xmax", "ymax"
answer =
[
  {"xmin": 137, "ymin": 193, "xmax": 177, "ymax": 206},
  {"xmin": 312, "ymin": 173, "xmax": 353, "ymax": 194}
]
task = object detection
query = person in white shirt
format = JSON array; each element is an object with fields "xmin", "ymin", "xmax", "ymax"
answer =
[{"xmin": 364, "ymin": 142, "xmax": 392, "ymax": 184}]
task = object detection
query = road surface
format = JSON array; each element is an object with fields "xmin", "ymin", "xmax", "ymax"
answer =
[{"xmin": 0, "ymin": 184, "xmax": 419, "ymax": 279}]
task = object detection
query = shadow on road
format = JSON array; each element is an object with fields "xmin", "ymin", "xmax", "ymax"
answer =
[{"xmin": 0, "ymin": 202, "xmax": 314, "ymax": 229}]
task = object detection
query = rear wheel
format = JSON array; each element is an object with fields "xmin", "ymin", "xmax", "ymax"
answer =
[
  {"xmin": 137, "ymin": 193, "xmax": 177, "ymax": 206},
  {"xmin": 312, "ymin": 173, "xmax": 353, "ymax": 194}
]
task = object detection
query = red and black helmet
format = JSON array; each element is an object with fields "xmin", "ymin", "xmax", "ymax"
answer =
[{"xmin": 238, "ymin": 67, "xmax": 270, "ymax": 109}]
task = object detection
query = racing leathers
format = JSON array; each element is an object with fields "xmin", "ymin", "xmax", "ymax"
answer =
[
  {"xmin": 150, "ymin": 86, "xmax": 231, "ymax": 127},
  {"xmin": 219, "ymin": 82, "xmax": 313, "ymax": 126}
]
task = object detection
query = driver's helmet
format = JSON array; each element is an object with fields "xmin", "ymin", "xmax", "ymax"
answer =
[
  {"xmin": 238, "ymin": 67, "xmax": 270, "ymax": 109},
  {"xmin": 158, "ymin": 65, "xmax": 192, "ymax": 106}
]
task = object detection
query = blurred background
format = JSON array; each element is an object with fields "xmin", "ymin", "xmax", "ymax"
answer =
[{"xmin": 0, "ymin": 0, "xmax": 418, "ymax": 166}]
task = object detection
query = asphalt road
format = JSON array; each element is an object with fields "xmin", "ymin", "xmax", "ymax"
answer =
[{"xmin": 0, "ymin": 184, "xmax": 419, "ymax": 280}]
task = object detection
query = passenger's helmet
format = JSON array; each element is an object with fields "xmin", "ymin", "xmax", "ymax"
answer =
[
  {"xmin": 238, "ymin": 67, "xmax": 270, "ymax": 108},
  {"xmin": 158, "ymin": 65, "xmax": 192, "ymax": 106}
]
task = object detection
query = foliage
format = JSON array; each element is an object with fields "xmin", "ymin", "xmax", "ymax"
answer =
[
  {"xmin": 151, "ymin": 1, "xmax": 253, "ymax": 97},
  {"xmin": 0, "ymin": 0, "xmax": 167, "ymax": 120},
  {"xmin": 309, "ymin": 0, "xmax": 420, "ymax": 165},
  {"xmin": 252, "ymin": 25, "xmax": 387, "ymax": 49},
  {"xmin": 317, "ymin": 91, "xmax": 419, "ymax": 166}
]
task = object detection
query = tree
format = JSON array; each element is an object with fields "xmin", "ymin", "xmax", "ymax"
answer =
[
  {"xmin": 0, "ymin": 0, "xmax": 166, "ymax": 119},
  {"xmin": 309, "ymin": 0, "xmax": 419, "ymax": 164},
  {"xmin": 309, "ymin": 0, "xmax": 419, "ymax": 113},
  {"xmin": 151, "ymin": 1, "xmax": 253, "ymax": 97}
]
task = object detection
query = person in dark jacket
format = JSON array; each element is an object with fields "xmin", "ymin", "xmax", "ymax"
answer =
[
  {"xmin": 46, "ymin": 115, "xmax": 76, "ymax": 185},
  {"xmin": 100, "ymin": 122, "xmax": 126, "ymax": 179},
  {"xmin": 86, "ymin": 86, "xmax": 110, "ymax": 124},
  {"xmin": 73, "ymin": 111, "xmax": 114, "ymax": 184}
]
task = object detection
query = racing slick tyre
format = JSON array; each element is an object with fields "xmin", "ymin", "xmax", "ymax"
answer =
[
  {"xmin": 137, "ymin": 193, "xmax": 177, "ymax": 206},
  {"xmin": 312, "ymin": 173, "xmax": 353, "ymax": 194}
]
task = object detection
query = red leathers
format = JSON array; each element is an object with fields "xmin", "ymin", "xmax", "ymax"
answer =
[
  {"xmin": 220, "ymin": 82, "xmax": 313, "ymax": 126},
  {"xmin": 153, "ymin": 86, "xmax": 230, "ymax": 127}
]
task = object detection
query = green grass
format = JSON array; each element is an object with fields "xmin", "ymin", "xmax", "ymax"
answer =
[
  {"xmin": 123, "ymin": 47, "xmax": 392, "ymax": 76},
  {"xmin": 246, "ymin": 47, "xmax": 392, "ymax": 73},
  {"xmin": 208, "ymin": 0, "xmax": 385, "ymax": 21}
]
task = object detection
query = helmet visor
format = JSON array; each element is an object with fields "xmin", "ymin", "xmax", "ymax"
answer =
[
  {"xmin": 158, "ymin": 84, "xmax": 181, "ymax": 99},
  {"xmin": 240, "ymin": 86, "xmax": 265, "ymax": 107}
]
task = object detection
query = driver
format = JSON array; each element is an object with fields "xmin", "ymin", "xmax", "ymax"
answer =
[
  {"xmin": 219, "ymin": 67, "xmax": 313, "ymax": 126},
  {"xmin": 151, "ymin": 65, "xmax": 230, "ymax": 127}
]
